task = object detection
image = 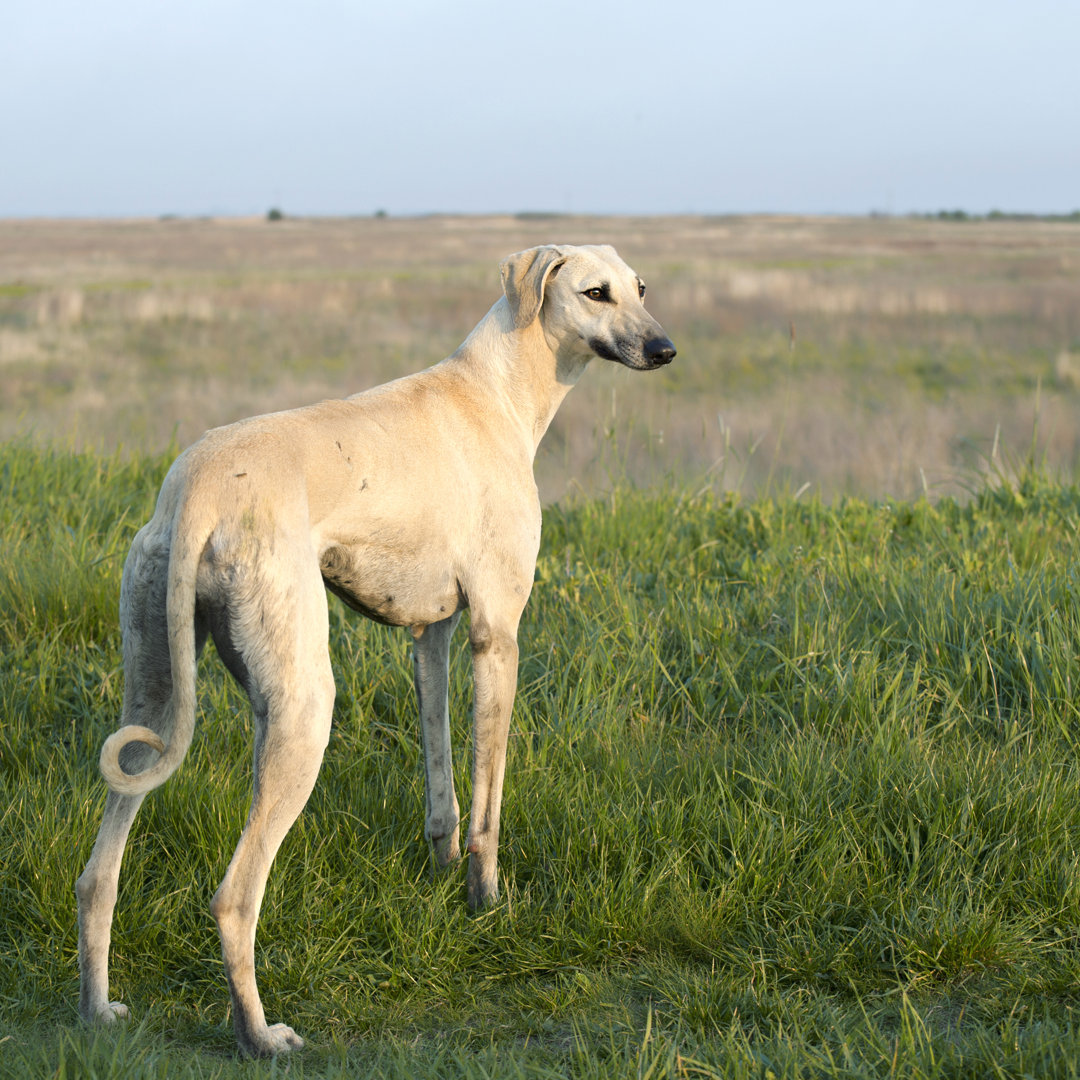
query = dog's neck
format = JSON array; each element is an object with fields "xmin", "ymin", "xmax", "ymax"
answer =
[{"xmin": 447, "ymin": 298, "xmax": 589, "ymax": 460}]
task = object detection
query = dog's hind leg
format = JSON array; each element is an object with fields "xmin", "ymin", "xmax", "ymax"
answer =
[
  {"xmin": 208, "ymin": 556, "xmax": 335, "ymax": 1058},
  {"xmin": 413, "ymin": 612, "xmax": 463, "ymax": 868},
  {"xmin": 77, "ymin": 530, "xmax": 200, "ymax": 1023},
  {"xmin": 76, "ymin": 789, "xmax": 145, "ymax": 1023}
]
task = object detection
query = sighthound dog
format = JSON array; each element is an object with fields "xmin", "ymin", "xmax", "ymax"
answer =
[{"xmin": 75, "ymin": 244, "xmax": 675, "ymax": 1057}]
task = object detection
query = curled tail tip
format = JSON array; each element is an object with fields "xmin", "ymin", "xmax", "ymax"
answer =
[{"xmin": 99, "ymin": 725, "xmax": 168, "ymax": 795}]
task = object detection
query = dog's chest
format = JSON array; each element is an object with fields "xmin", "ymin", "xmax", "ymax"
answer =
[{"xmin": 318, "ymin": 542, "xmax": 464, "ymax": 628}]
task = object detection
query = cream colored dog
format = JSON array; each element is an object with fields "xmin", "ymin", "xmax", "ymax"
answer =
[{"xmin": 75, "ymin": 244, "xmax": 675, "ymax": 1057}]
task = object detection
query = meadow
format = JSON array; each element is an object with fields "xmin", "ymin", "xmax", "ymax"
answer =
[
  {"xmin": 2, "ymin": 213, "xmax": 1080, "ymax": 498},
  {"xmin": 3, "ymin": 215, "xmax": 1080, "ymax": 1077}
]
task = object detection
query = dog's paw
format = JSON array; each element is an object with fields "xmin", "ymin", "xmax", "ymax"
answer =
[
  {"xmin": 466, "ymin": 859, "xmax": 500, "ymax": 911},
  {"xmin": 105, "ymin": 1001, "xmax": 130, "ymax": 1022},
  {"xmin": 265, "ymin": 1023, "xmax": 305, "ymax": 1055},
  {"xmin": 432, "ymin": 832, "xmax": 461, "ymax": 869},
  {"xmin": 83, "ymin": 1001, "xmax": 129, "ymax": 1025},
  {"xmin": 243, "ymin": 1023, "xmax": 304, "ymax": 1058}
]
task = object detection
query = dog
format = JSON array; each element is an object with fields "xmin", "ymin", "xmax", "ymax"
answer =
[{"xmin": 75, "ymin": 243, "xmax": 675, "ymax": 1057}]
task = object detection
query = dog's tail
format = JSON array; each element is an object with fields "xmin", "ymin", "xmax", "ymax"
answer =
[{"xmin": 98, "ymin": 510, "xmax": 210, "ymax": 797}]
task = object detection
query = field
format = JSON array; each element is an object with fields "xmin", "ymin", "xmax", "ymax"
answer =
[
  {"xmin": 3, "ymin": 213, "xmax": 1080, "ymax": 498},
  {"xmin": 3, "ymin": 216, "xmax": 1080, "ymax": 1077}
]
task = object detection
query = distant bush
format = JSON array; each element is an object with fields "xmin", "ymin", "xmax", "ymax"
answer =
[{"xmin": 266, "ymin": 207, "xmax": 285, "ymax": 222}]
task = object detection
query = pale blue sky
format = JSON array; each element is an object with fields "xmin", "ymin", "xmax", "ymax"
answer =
[{"xmin": 2, "ymin": 0, "xmax": 1077, "ymax": 217}]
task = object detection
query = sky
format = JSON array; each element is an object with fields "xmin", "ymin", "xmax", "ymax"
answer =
[{"xmin": 2, "ymin": 0, "xmax": 1078, "ymax": 218}]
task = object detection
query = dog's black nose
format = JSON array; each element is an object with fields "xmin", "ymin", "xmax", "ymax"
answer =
[{"xmin": 644, "ymin": 336, "xmax": 676, "ymax": 366}]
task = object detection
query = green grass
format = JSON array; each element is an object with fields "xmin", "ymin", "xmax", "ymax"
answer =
[{"xmin": 5, "ymin": 438, "xmax": 1080, "ymax": 1077}]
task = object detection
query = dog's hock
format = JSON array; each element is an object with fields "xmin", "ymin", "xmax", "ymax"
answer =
[{"xmin": 499, "ymin": 245, "xmax": 568, "ymax": 329}]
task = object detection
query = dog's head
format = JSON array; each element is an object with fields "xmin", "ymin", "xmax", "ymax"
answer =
[{"xmin": 499, "ymin": 244, "xmax": 676, "ymax": 371}]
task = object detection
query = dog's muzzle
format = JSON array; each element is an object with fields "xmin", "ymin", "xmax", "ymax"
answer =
[{"xmin": 644, "ymin": 336, "xmax": 676, "ymax": 367}]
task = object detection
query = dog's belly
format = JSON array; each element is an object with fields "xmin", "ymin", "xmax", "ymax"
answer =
[{"xmin": 319, "ymin": 543, "xmax": 464, "ymax": 628}]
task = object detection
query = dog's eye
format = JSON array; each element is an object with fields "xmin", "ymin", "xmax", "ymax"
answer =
[
  {"xmin": 638, "ymin": 282, "xmax": 646, "ymax": 300},
  {"xmin": 583, "ymin": 287, "xmax": 607, "ymax": 302}
]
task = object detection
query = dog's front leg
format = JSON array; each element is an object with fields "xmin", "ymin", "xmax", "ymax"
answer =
[
  {"xmin": 465, "ymin": 617, "xmax": 519, "ymax": 909},
  {"xmin": 412, "ymin": 613, "xmax": 463, "ymax": 867}
]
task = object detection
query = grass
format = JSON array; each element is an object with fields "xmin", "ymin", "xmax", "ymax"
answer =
[{"xmin": 4, "ymin": 436, "xmax": 1080, "ymax": 1077}]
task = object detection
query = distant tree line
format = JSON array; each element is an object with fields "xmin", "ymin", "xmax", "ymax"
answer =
[{"xmin": 921, "ymin": 209, "xmax": 1080, "ymax": 223}]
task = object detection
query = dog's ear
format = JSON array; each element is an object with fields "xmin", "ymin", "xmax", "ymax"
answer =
[{"xmin": 499, "ymin": 246, "xmax": 568, "ymax": 330}]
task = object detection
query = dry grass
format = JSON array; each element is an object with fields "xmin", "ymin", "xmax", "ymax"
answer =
[{"xmin": 2, "ymin": 213, "xmax": 1079, "ymax": 499}]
